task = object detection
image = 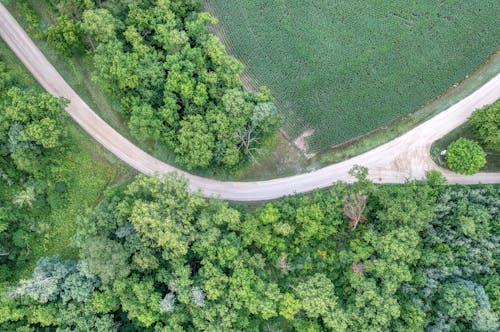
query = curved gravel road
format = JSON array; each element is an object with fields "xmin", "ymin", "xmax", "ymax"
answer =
[{"xmin": 1, "ymin": 4, "xmax": 499, "ymax": 201}]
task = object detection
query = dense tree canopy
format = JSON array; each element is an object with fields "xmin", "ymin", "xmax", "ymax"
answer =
[
  {"xmin": 46, "ymin": 0, "xmax": 282, "ymax": 170},
  {"xmin": 469, "ymin": 101, "xmax": 500, "ymax": 151},
  {"xmin": 3, "ymin": 165, "xmax": 497, "ymax": 331}
]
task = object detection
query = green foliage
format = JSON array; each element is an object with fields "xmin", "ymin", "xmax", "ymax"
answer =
[
  {"xmin": 47, "ymin": 0, "xmax": 282, "ymax": 170},
  {"xmin": 78, "ymin": 237, "xmax": 130, "ymax": 285},
  {"xmin": 2, "ymin": 174, "xmax": 497, "ymax": 330},
  {"xmin": 45, "ymin": 15, "xmax": 83, "ymax": 57},
  {"xmin": 0, "ymin": 60, "xmax": 69, "ymax": 271},
  {"xmin": 175, "ymin": 115, "xmax": 215, "ymax": 169},
  {"xmin": 81, "ymin": 8, "xmax": 118, "ymax": 46},
  {"xmin": 207, "ymin": 0, "xmax": 500, "ymax": 150},
  {"xmin": 124, "ymin": 174, "xmax": 205, "ymax": 257},
  {"xmin": 446, "ymin": 138, "xmax": 486, "ymax": 174},
  {"xmin": 2, "ymin": 87, "xmax": 68, "ymax": 150},
  {"xmin": 295, "ymin": 273, "xmax": 337, "ymax": 318},
  {"xmin": 114, "ymin": 276, "xmax": 161, "ymax": 327},
  {"xmin": 5, "ymin": 255, "xmax": 97, "ymax": 304},
  {"xmin": 414, "ymin": 186, "xmax": 500, "ymax": 332},
  {"xmin": 0, "ymin": 43, "xmax": 130, "ymax": 296},
  {"xmin": 48, "ymin": 0, "xmax": 93, "ymax": 20},
  {"xmin": 438, "ymin": 282, "xmax": 478, "ymax": 320},
  {"xmin": 469, "ymin": 101, "xmax": 500, "ymax": 151}
]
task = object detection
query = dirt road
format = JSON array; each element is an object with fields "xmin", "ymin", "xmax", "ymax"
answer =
[{"xmin": 0, "ymin": 3, "xmax": 499, "ymax": 201}]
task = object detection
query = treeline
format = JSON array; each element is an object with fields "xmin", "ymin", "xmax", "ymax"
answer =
[
  {"xmin": 44, "ymin": 0, "xmax": 281, "ymax": 170},
  {"xmin": 1, "ymin": 169, "xmax": 498, "ymax": 331},
  {"xmin": 0, "ymin": 59, "xmax": 70, "ymax": 278}
]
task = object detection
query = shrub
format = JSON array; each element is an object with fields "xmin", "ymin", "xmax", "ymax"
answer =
[
  {"xmin": 446, "ymin": 138, "xmax": 486, "ymax": 175},
  {"xmin": 469, "ymin": 101, "xmax": 500, "ymax": 151}
]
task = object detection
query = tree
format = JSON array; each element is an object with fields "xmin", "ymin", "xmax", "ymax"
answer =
[
  {"xmin": 438, "ymin": 282, "xmax": 478, "ymax": 321},
  {"xmin": 234, "ymin": 125, "xmax": 262, "ymax": 161},
  {"xmin": 446, "ymin": 138, "xmax": 486, "ymax": 174},
  {"xmin": 123, "ymin": 174, "xmax": 205, "ymax": 259},
  {"xmin": 12, "ymin": 186, "xmax": 36, "ymax": 208},
  {"xmin": 5, "ymin": 255, "xmax": 96, "ymax": 304},
  {"xmin": 128, "ymin": 103, "xmax": 163, "ymax": 140},
  {"xmin": 5, "ymin": 255, "xmax": 69, "ymax": 303},
  {"xmin": 81, "ymin": 9, "xmax": 118, "ymax": 47},
  {"xmin": 3, "ymin": 88, "xmax": 67, "ymax": 144},
  {"xmin": 92, "ymin": 41, "xmax": 139, "ymax": 95},
  {"xmin": 45, "ymin": 16, "xmax": 83, "ymax": 57},
  {"xmin": 175, "ymin": 115, "xmax": 215, "ymax": 169},
  {"xmin": 56, "ymin": 302, "xmax": 117, "ymax": 331},
  {"xmin": 159, "ymin": 293, "xmax": 176, "ymax": 313},
  {"xmin": 342, "ymin": 191, "xmax": 367, "ymax": 230},
  {"xmin": 78, "ymin": 237, "xmax": 130, "ymax": 285},
  {"xmin": 114, "ymin": 276, "xmax": 161, "ymax": 328},
  {"xmin": 49, "ymin": 0, "xmax": 92, "ymax": 19},
  {"xmin": 295, "ymin": 273, "xmax": 337, "ymax": 318},
  {"xmin": 469, "ymin": 101, "xmax": 500, "ymax": 151},
  {"xmin": 222, "ymin": 89, "xmax": 254, "ymax": 130},
  {"xmin": 77, "ymin": 1, "xmax": 279, "ymax": 171},
  {"xmin": 279, "ymin": 293, "xmax": 301, "ymax": 320},
  {"xmin": 251, "ymin": 102, "xmax": 281, "ymax": 137}
]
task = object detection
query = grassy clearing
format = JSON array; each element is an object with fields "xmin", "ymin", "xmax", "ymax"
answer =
[
  {"xmin": 0, "ymin": 35, "xmax": 135, "ymax": 281},
  {"xmin": 206, "ymin": 0, "xmax": 500, "ymax": 152},
  {"xmin": 431, "ymin": 124, "xmax": 500, "ymax": 173}
]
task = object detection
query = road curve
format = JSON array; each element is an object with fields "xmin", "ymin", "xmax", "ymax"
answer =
[{"xmin": 1, "ymin": 3, "xmax": 499, "ymax": 201}]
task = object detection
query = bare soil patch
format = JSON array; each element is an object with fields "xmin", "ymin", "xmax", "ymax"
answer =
[{"xmin": 293, "ymin": 129, "xmax": 316, "ymax": 159}]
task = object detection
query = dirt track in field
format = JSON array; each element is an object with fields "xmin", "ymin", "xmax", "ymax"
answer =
[{"xmin": 1, "ymin": 3, "xmax": 499, "ymax": 201}]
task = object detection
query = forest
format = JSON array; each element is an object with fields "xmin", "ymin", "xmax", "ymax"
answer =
[
  {"xmin": 0, "ymin": 0, "xmax": 499, "ymax": 331},
  {"xmin": 1, "ymin": 165, "xmax": 499, "ymax": 331}
]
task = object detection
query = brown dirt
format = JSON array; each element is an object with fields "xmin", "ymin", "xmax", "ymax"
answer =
[{"xmin": 293, "ymin": 129, "xmax": 316, "ymax": 159}]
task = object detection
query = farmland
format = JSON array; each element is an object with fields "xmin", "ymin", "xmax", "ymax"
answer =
[{"xmin": 206, "ymin": 0, "xmax": 500, "ymax": 152}]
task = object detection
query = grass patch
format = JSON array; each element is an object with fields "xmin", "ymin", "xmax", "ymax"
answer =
[
  {"xmin": 431, "ymin": 124, "xmax": 500, "ymax": 172},
  {"xmin": 206, "ymin": 0, "xmax": 500, "ymax": 152}
]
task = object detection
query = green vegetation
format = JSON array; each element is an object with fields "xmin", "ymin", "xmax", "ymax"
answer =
[
  {"xmin": 432, "ymin": 124, "xmax": 500, "ymax": 173},
  {"xmin": 35, "ymin": 0, "xmax": 281, "ymax": 171},
  {"xmin": 207, "ymin": 0, "xmax": 500, "ymax": 151},
  {"xmin": 0, "ymin": 40, "xmax": 132, "ymax": 283},
  {"xmin": 446, "ymin": 138, "xmax": 487, "ymax": 175},
  {"xmin": 2, "ymin": 170, "xmax": 499, "ymax": 331},
  {"xmin": 318, "ymin": 52, "xmax": 500, "ymax": 168},
  {"xmin": 469, "ymin": 101, "xmax": 500, "ymax": 151},
  {"xmin": 1, "ymin": 1, "xmax": 499, "ymax": 331},
  {"xmin": 432, "ymin": 101, "xmax": 500, "ymax": 173}
]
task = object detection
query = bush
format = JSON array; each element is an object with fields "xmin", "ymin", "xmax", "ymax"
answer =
[
  {"xmin": 446, "ymin": 138, "xmax": 486, "ymax": 175},
  {"xmin": 469, "ymin": 101, "xmax": 500, "ymax": 151}
]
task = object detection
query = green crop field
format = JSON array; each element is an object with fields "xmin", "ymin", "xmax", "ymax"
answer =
[{"xmin": 205, "ymin": 0, "xmax": 500, "ymax": 152}]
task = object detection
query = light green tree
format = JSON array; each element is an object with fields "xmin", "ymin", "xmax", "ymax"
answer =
[{"xmin": 446, "ymin": 138, "xmax": 486, "ymax": 174}]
